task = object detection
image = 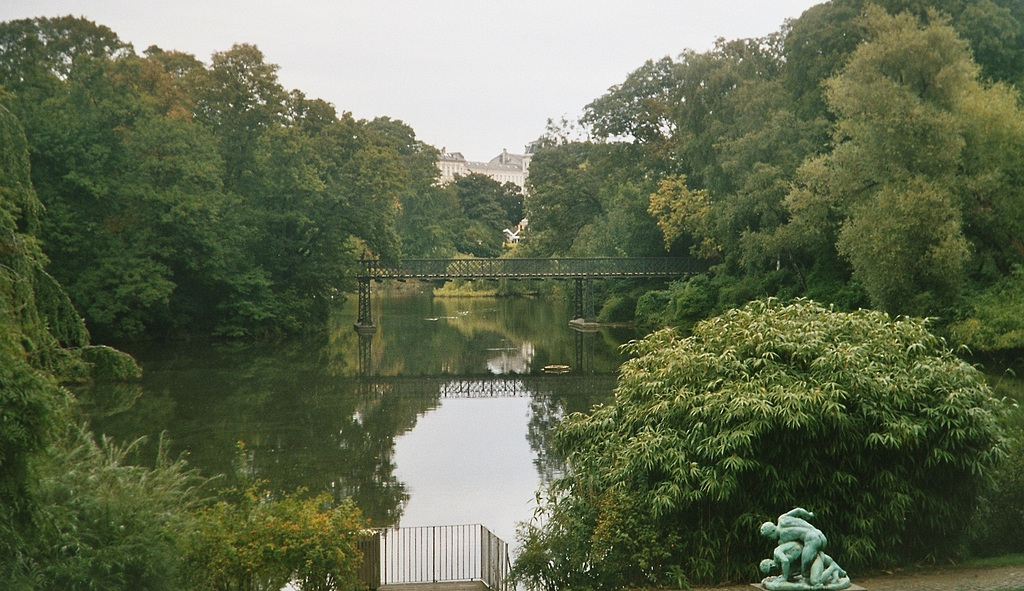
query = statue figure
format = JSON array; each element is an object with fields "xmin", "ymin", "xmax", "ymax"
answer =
[
  {"xmin": 760, "ymin": 508, "xmax": 827, "ymax": 581},
  {"xmin": 758, "ymin": 508, "xmax": 851, "ymax": 590}
]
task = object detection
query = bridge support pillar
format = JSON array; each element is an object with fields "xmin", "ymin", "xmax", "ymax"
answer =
[
  {"xmin": 354, "ymin": 278, "xmax": 377, "ymax": 336},
  {"xmin": 573, "ymin": 278, "xmax": 594, "ymax": 321}
]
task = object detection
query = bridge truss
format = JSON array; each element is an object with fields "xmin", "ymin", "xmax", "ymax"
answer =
[{"xmin": 354, "ymin": 257, "xmax": 699, "ymax": 333}]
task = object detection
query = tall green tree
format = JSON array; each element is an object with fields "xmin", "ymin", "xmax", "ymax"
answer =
[
  {"xmin": 782, "ymin": 7, "xmax": 1024, "ymax": 316},
  {"xmin": 450, "ymin": 173, "xmax": 521, "ymax": 257},
  {"xmin": 364, "ymin": 116, "xmax": 450, "ymax": 258},
  {"xmin": 189, "ymin": 43, "xmax": 287, "ymax": 193},
  {"xmin": 784, "ymin": 0, "xmax": 1024, "ymax": 119},
  {"xmin": 1, "ymin": 102, "xmax": 73, "ymax": 580},
  {"xmin": 0, "ymin": 17, "xmax": 421, "ymax": 339},
  {"xmin": 2, "ymin": 94, "xmax": 144, "ymax": 588},
  {"xmin": 522, "ymin": 142, "xmax": 658, "ymax": 257}
]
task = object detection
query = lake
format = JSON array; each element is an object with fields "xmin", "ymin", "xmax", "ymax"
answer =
[{"xmin": 79, "ymin": 287, "xmax": 636, "ymax": 547}]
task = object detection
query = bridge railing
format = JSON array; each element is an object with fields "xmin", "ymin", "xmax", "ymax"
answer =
[
  {"xmin": 357, "ymin": 374, "xmax": 619, "ymax": 398},
  {"xmin": 358, "ymin": 257, "xmax": 699, "ymax": 280}
]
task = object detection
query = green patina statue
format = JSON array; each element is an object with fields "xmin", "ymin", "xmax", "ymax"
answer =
[{"xmin": 759, "ymin": 508, "xmax": 851, "ymax": 590}]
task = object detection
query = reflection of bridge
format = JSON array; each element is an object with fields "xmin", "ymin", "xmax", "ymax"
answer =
[
  {"xmin": 354, "ymin": 257, "xmax": 699, "ymax": 334},
  {"xmin": 358, "ymin": 374, "xmax": 618, "ymax": 399}
]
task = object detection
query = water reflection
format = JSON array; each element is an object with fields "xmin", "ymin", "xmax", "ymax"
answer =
[{"xmin": 81, "ymin": 290, "xmax": 630, "ymax": 533}]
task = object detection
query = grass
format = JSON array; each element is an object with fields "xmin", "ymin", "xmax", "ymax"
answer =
[{"xmin": 958, "ymin": 553, "xmax": 1024, "ymax": 569}]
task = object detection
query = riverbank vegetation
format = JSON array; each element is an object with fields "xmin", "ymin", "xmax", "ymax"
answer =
[
  {"xmin": 4, "ymin": 0, "xmax": 1024, "ymax": 589},
  {"xmin": 2, "ymin": 90, "xmax": 370, "ymax": 589}
]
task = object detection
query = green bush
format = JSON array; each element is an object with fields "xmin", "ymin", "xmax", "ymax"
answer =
[
  {"xmin": 949, "ymin": 266, "xmax": 1024, "ymax": 353},
  {"xmin": 28, "ymin": 428, "xmax": 202, "ymax": 591},
  {"xmin": 633, "ymin": 276, "xmax": 719, "ymax": 331},
  {"xmin": 971, "ymin": 429, "xmax": 1024, "ymax": 557},
  {"xmin": 184, "ymin": 473, "xmax": 369, "ymax": 591},
  {"xmin": 596, "ymin": 294, "xmax": 637, "ymax": 323},
  {"xmin": 79, "ymin": 345, "xmax": 143, "ymax": 382},
  {"xmin": 634, "ymin": 288, "xmax": 671, "ymax": 329},
  {"xmin": 512, "ymin": 299, "xmax": 1007, "ymax": 589}
]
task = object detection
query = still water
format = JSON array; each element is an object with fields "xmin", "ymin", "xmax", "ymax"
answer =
[{"xmin": 79, "ymin": 287, "xmax": 635, "ymax": 546}]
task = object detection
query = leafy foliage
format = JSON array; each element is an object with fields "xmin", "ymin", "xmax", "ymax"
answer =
[
  {"xmin": 525, "ymin": 2, "xmax": 1024, "ymax": 345},
  {"xmin": 1, "ymin": 101, "xmax": 79, "ymax": 566},
  {"xmin": 184, "ymin": 465, "xmax": 369, "ymax": 591},
  {"xmin": 0, "ymin": 17, "xmax": 431, "ymax": 340},
  {"xmin": 949, "ymin": 266, "xmax": 1024, "ymax": 351},
  {"xmin": 3, "ymin": 98, "xmax": 177, "ymax": 590},
  {"xmin": 513, "ymin": 299, "xmax": 1006, "ymax": 589},
  {"xmin": 784, "ymin": 7, "xmax": 1024, "ymax": 316},
  {"xmin": 26, "ymin": 428, "xmax": 203, "ymax": 591},
  {"xmin": 449, "ymin": 173, "xmax": 523, "ymax": 257}
]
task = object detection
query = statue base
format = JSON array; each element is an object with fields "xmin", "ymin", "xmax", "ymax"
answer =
[{"xmin": 751, "ymin": 583, "xmax": 864, "ymax": 591}]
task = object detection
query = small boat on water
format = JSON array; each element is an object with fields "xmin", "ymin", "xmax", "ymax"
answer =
[{"xmin": 543, "ymin": 364, "xmax": 571, "ymax": 374}]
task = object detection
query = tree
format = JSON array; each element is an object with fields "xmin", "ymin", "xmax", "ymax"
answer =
[
  {"xmin": 189, "ymin": 43, "xmax": 287, "ymax": 193},
  {"xmin": 396, "ymin": 182, "xmax": 460, "ymax": 258},
  {"xmin": 0, "ymin": 18, "xmax": 416, "ymax": 339},
  {"xmin": 450, "ymin": 173, "xmax": 520, "ymax": 257},
  {"xmin": 2, "ymin": 95, "xmax": 146, "ymax": 588},
  {"xmin": 521, "ymin": 143, "xmax": 602, "ymax": 256},
  {"xmin": 1, "ymin": 103, "xmax": 76, "ymax": 552},
  {"xmin": 512, "ymin": 299, "xmax": 1006, "ymax": 589},
  {"xmin": 364, "ymin": 116, "xmax": 451, "ymax": 258},
  {"xmin": 783, "ymin": 7, "xmax": 1024, "ymax": 316},
  {"xmin": 783, "ymin": 0, "xmax": 1024, "ymax": 119},
  {"xmin": 648, "ymin": 174, "xmax": 714, "ymax": 256}
]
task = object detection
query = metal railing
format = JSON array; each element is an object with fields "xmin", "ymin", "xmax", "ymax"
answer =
[
  {"xmin": 373, "ymin": 524, "xmax": 510, "ymax": 591},
  {"xmin": 357, "ymin": 257, "xmax": 700, "ymax": 280}
]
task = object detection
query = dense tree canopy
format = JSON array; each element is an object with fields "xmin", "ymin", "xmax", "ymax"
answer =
[
  {"xmin": 773, "ymin": 7, "xmax": 1024, "ymax": 316},
  {"xmin": 524, "ymin": 1, "xmax": 1024, "ymax": 346},
  {"xmin": 0, "ymin": 16, "xmax": 440, "ymax": 340}
]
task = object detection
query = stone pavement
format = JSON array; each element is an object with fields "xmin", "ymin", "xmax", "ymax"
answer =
[{"xmin": 689, "ymin": 564, "xmax": 1024, "ymax": 591}]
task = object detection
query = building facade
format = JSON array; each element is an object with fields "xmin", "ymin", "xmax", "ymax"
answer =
[{"xmin": 437, "ymin": 144, "xmax": 537, "ymax": 192}]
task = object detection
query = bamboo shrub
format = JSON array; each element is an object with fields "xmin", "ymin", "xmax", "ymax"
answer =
[{"xmin": 513, "ymin": 299, "xmax": 1006, "ymax": 589}]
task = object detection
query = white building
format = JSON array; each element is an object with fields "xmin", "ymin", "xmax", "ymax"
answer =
[{"xmin": 437, "ymin": 143, "xmax": 537, "ymax": 192}]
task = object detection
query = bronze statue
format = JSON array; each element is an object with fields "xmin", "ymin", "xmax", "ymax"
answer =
[{"xmin": 759, "ymin": 508, "xmax": 851, "ymax": 590}]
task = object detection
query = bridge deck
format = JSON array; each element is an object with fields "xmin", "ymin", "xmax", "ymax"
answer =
[{"xmin": 357, "ymin": 257, "xmax": 699, "ymax": 280}]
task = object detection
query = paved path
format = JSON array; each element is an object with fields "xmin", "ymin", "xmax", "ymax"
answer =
[{"xmin": 690, "ymin": 564, "xmax": 1024, "ymax": 591}]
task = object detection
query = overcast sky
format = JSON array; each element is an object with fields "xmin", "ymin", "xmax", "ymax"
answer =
[{"xmin": 2, "ymin": 1, "xmax": 823, "ymax": 162}]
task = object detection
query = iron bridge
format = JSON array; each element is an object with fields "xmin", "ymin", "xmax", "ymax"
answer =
[
  {"xmin": 354, "ymin": 257, "xmax": 699, "ymax": 333},
  {"xmin": 356, "ymin": 374, "xmax": 618, "ymax": 398}
]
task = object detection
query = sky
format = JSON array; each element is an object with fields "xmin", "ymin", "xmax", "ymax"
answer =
[{"xmin": 2, "ymin": 1, "xmax": 823, "ymax": 162}]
